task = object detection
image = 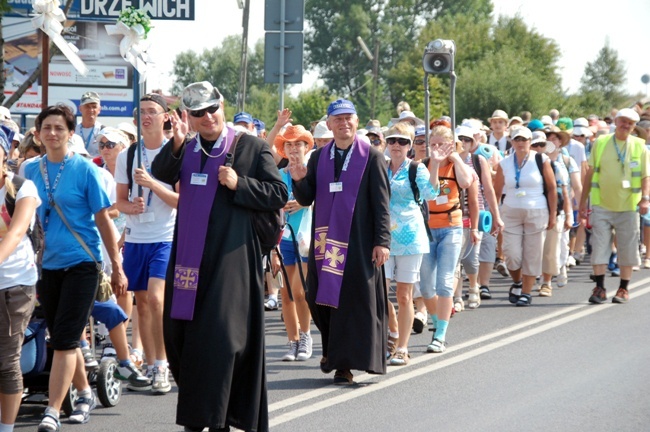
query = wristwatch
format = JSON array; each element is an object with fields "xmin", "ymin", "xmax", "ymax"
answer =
[{"xmin": 643, "ymin": 195, "xmax": 650, "ymax": 201}]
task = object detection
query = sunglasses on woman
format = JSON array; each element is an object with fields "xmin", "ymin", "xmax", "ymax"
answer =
[
  {"xmin": 386, "ymin": 137, "xmax": 411, "ymax": 146},
  {"xmin": 99, "ymin": 140, "xmax": 118, "ymax": 149},
  {"xmin": 531, "ymin": 142, "xmax": 546, "ymax": 148},
  {"xmin": 189, "ymin": 104, "xmax": 220, "ymax": 118}
]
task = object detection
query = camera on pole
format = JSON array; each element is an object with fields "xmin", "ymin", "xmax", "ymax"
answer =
[
  {"xmin": 422, "ymin": 39, "xmax": 456, "ymax": 157},
  {"xmin": 423, "ymin": 39, "xmax": 455, "ymax": 74}
]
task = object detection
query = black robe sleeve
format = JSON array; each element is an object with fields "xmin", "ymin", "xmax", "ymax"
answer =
[
  {"xmin": 151, "ymin": 136, "xmax": 186, "ymax": 186},
  {"xmin": 367, "ymin": 150, "xmax": 391, "ymax": 249}
]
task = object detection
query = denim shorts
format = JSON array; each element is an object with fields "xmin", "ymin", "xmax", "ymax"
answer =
[
  {"xmin": 92, "ymin": 299, "xmax": 128, "ymax": 331},
  {"xmin": 123, "ymin": 242, "xmax": 172, "ymax": 291},
  {"xmin": 419, "ymin": 226, "xmax": 463, "ymax": 299}
]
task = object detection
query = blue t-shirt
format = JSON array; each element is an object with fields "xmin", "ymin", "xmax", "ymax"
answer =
[
  {"xmin": 387, "ymin": 159, "xmax": 439, "ymax": 256},
  {"xmin": 281, "ymin": 168, "xmax": 307, "ymax": 235},
  {"xmin": 24, "ymin": 154, "xmax": 111, "ymax": 270}
]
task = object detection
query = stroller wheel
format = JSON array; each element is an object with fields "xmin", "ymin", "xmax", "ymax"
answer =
[
  {"xmin": 61, "ymin": 384, "xmax": 78, "ymax": 417},
  {"xmin": 96, "ymin": 359, "xmax": 121, "ymax": 407}
]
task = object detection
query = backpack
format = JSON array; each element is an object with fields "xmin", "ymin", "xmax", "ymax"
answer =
[
  {"xmin": 4, "ymin": 175, "xmax": 44, "ymax": 272},
  {"xmin": 20, "ymin": 318, "xmax": 48, "ymax": 378},
  {"xmin": 406, "ymin": 161, "xmax": 434, "ymax": 242},
  {"xmin": 229, "ymin": 133, "xmax": 284, "ymax": 256},
  {"xmin": 534, "ymin": 152, "xmax": 563, "ymax": 216}
]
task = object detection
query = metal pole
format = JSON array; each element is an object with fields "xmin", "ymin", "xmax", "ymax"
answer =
[
  {"xmin": 134, "ymin": 69, "xmax": 142, "ymax": 198},
  {"xmin": 278, "ymin": 0, "xmax": 285, "ymax": 111},
  {"xmin": 371, "ymin": 42, "xmax": 379, "ymax": 119},
  {"xmin": 424, "ymin": 73, "xmax": 430, "ymax": 158},
  {"xmin": 450, "ymin": 71, "xmax": 456, "ymax": 133},
  {"xmin": 238, "ymin": 0, "xmax": 250, "ymax": 112},
  {"xmin": 41, "ymin": 35, "xmax": 49, "ymax": 109}
]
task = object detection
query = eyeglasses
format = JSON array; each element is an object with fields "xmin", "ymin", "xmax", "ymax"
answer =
[
  {"xmin": 513, "ymin": 137, "xmax": 530, "ymax": 142},
  {"xmin": 573, "ymin": 134, "xmax": 585, "ymax": 138},
  {"xmin": 189, "ymin": 105, "xmax": 220, "ymax": 118},
  {"xmin": 99, "ymin": 140, "xmax": 118, "ymax": 149},
  {"xmin": 139, "ymin": 110, "xmax": 165, "ymax": 117},
  {"xmin": 531, "ymin": 142, "xmax": 546, "ymax": 148},
  {"xmin": 386, "ymin": 137, "xmax": 411, "ymax": 146},
  {"xmin": 370, "ymin": 138, "xmax": 382, "ymax": 146},
  {"xmin": 459, "ymin": 136, "xmax": 473, "ymax": 143},
  {"xmin": 414, "ymin": 139, "xmax": 426, "ymax": 145}
]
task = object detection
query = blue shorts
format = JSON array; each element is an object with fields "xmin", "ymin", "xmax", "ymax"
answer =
[
  {"xmin": 279, "ymin": 239, "xmax": 308, "ymax": 266},
  {"xmin": 92, "ymin": 300, "xmax": 128, "ymax": 331},
  {"xmin": 123, "ymin": 242, "xmax": 172, "ymax": 291}
]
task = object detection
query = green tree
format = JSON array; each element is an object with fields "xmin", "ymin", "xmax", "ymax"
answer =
[
  {"xmin": 579, "ymin": 42, "xmax": 627, "ymax": 110},
  {"xmin": 286, "ymin": 86, "xmax": 332, "ymax": 127}
]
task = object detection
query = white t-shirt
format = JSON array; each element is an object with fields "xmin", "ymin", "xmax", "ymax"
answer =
[
  {"xmin": 114, "ymin": 143, "xmax": 176, "ymax": 243},
  {"xmin": 500, "ymin": 152, "xmax": 548, "ymax": 209},
  {"xmin": 0, "ymin": 173, "xmax": 42, "ymax": 290},
  {"xmin": 566, "ymin": 139, "xmax": 586, "ymax": 168}
]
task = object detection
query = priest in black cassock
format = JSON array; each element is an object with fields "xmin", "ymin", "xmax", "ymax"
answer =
[
  {"xmin": 289, "ymin": 99, "xmax": 391, "ymax": 385},
  {"xmin": 151, "ymin": 81, "xmax": 287, "ymax": 432}
]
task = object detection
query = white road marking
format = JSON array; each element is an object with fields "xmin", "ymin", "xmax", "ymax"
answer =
[{"xmin": 269, "ymin": 280, "xmax": 650, "ymax": 427}]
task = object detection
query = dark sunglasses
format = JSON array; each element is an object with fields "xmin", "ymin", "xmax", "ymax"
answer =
[
  {"xmin": 573, "ymin": 134, "xmax": 585, "ymax": 138},
  {"xmin": 370, "ymin": 138, "xmax": 382, "ymax": 146},
  {"xmin": 414, "ymin": 139, "xmax": 426, "ymax": 145},
  {"xmin": 386, "ymin": 137, "xmax": 411, "ymax": 146},
  {"xmin": 99, "ymin": 140, "xmax": 118, "ymax": 149},
  {"xmin": 531, "ymin": 142, "xmax": 546, "ymax": 148},
  {"xmin": 459, "ymin": 136, "xmax": 473, "ymax": 143},
  {"xmin": 513, "ymin": 137, "xmax": 530, "ymax": 142},
  {"xmin": 189, "ymin": 104, "xmax": 219, "ymax": 118}
]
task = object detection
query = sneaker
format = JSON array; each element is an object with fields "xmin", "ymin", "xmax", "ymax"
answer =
[
  {"xmin": 644, "ymin": 258, "xmax": 650, "ymax": 269},
  {"xmin": 612, "ymin": 288, "xmax": 629, "ymax": 304},
  {"xmin": 118, "ymin": 362, "xmax": 153, "ymax": 391},
  {"xmin": 509, "ymin": 284, "xmax": 522, "ymax": 304},
  {"xmin": 151, "ymin": 366, "xmax": 172, "ymax": 394},
  {"xmin": 573, "ymin": 252, "xmax": 584, "ymax": 266},
  {"xmin": 412, "ymin": 312, "xmax": 426, "ymax": 334},
  {"xmin": 389, "ymin": 350, "xmax": 409, "ymax": 366},
  {"xmin": 633, "ymin": 265, "xmax": 640, "ymax": 271},
  {"xmin": 38, "ymin": 411, "xmax": 61, "ymax": 432},
  {"xmin": 566, "ymin": 255, "xmax": 576, "ymax": 268},
  {"xmin": 557, "ymin": 266, "xmax": 568, "ymax": 287},
  {"xmin": 479, "ymin": 285, "xmax": 492, "ymax": 300},
  {"xmin": 495, "ymin": 259, "xmax": 510, "ymax": 277},
  {"xmin": 386, "ymin": 334, "xmax": 398, "ymax": 359},
  {"xmin": 516, "ymin": 293, "xmax": 532, "ymax": 306},
  {"xmin": 264, "ymin": 297, "xmax": 278, "ymax": 311},
  {"xmin": 426, "ymin": 337, "xmax": 446, "ymax": 353},
  {"xmin": 282, "ymin": 340, "xmax": 299, "ymax": 361},
  {"xmin": 68, "ymin": 393, "xmax": 97, "ymax": 424},
  {"xmin": 588, "ymin": 286, "xmax": 607, "ymax": 304},
  {"xmin": 539, "ymin": 283, "xmax": 553, "ymax": 297},
  {"xmin": 611, "ymin": 267, "xmax": 620, "ymax": 277},
  {"xmin": 81, "ymin": 346, "xmax": 98, "ymax": 369},
  {"xmin": 100, "ymin": 343, "xmax": 117, "ymax": 363},
  {"xmin": 296, "ymin": 332, "xmax": 313, "ymax": 361}
]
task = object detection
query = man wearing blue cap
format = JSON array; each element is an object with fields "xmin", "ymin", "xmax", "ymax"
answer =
[
  {"xmin": 253, "ymin": 118, "xmax": 266, "ymax": 139},
  {"xmin": 288, "ymin": 99, "xmax": 391, "ymax": 385},
  {"xmin": 233, "ymin": 112, "xmax": 256, "ymax": 134}
]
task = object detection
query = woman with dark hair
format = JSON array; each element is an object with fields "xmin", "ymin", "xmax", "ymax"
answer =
[{"xmin": 24, "ymin": 105, "xmax": 127, "ymax": 431}]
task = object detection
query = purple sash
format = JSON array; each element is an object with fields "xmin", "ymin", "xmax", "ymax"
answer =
[
  {"xmin": 170, "ymin": 127, "xmax": 235, "ymax": 320},
  {"xmin": 314, "ymin": 137, "xmax": 369, "ymax": 308}
]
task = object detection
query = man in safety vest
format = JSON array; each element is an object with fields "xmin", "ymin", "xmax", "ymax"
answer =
[{"xmin": 580, "ymin": 108, "xmax": 650, "ymax": 304}]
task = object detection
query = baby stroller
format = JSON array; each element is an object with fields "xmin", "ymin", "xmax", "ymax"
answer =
[{"xmin": 20, "ymin": 305, "xmax": 122, "ymax": 416}]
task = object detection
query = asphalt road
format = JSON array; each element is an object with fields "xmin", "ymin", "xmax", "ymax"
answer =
[{"xmin": 15, "ymin": 261, "xmax": 650, "ymax": 431}]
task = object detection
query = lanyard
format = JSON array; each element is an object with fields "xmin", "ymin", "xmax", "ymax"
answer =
[
  {"xmin": 612, "ymin": 136, "xmax": 627, "ymax": 167},
  {"xmin": 513, "ymin": 151, "xmax": 530, "ymax": 189},
  {"xmin": 81, "ymin": 127, "xmax": 95, "ymax": 150},
  {"xmin": 40, "ymin": 155, "xmax": 69, "ymax": 229}
]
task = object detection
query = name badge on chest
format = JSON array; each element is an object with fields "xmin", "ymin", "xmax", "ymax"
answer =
[
  {"xmin": 191, "ymin": 173, "xmax": 208, "ymax": 186},
  {"xmin": 329, "ymin": 182, "xmax": 343, "ymax": 193},
  {"xmin": 436, "ymin": 195, "xmax": 449, "ymax": 205},
  {"xmin": 622, "ymin": 180, "xmax": 631, "ymax": 189}
]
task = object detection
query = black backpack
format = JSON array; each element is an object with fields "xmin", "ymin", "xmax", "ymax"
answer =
[
  {"xmin": 534, "ymin": 152, "xmax": 563, "ymax": 216},
  {"xmin": 229, "ymin": 133, "xmax": 285, "ymax": 256},
  {"xmin": 4, "ymin": 175, "xmax": 44, "ymax": 273}
]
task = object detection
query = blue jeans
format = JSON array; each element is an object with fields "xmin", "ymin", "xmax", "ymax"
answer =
[{"xmin": 419, "ymin": 226, "xmax": 463, "ymax": 299}]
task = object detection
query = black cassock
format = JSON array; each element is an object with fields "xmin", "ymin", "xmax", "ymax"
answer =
[
  {"xmin": 292, "ymin": 145, "xmax": 391, "ymax": 374},
  {"xmin": 152, "ymin": 133, "xmax": 287, "ymax": 432}
]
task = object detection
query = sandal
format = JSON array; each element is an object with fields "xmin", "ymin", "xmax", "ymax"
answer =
[
  {"xmin": 389, "ymin": 350, "xmax": 410, "ymax": 366},
  {"xmin": 426, "ymin": 338, "xmax": 447, "ymax": 353},
  {"xmin": 539, "ymin": 284, "xmax": 553, "ymax": 297},
  {"xmin": 467, "ymin": 287, "xmax": 481, "ymax": 309},
  {"xmin": 453, "ymin": 297, "xmax": 464, "ymax": 312},
  {"xmin": 68, "ymin": 394, "xmax": 97, "ymax": 424},
  {"xmin": 386, "ymin": 334, "xmax": 398, "ymax": 359},
  {"xmin": 333, "ymin": 369, "xmax": 354, "ymax": 385},
  {"xmin": 516, "ymin": 293, "xmax": 532, "ymax": 307},
  {"xmin": 38, "ymin": 412, "xmax": 61, "ymax": 432},
  {"xmin": 264, "ymin": 297, "xmax": 278, "ymax": 311},
  {"xmin": 479, "ymin": 285, "xmax": 492, "ymax": 300}
]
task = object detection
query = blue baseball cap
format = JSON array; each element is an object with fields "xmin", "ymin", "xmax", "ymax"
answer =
[
  {"xmin": 0, "ymin": 125, "xmax": 15, "ymax": 156},
  {"xmin": 414, "ymin": 125, "xmax": 426, "ymax": 137},
  {"xmin": 527, "ymin": 119, "xmax": 544, "ymax": 131},
  {"xmin": 234, "ymin": 112, "xmax": 254, "ymax": 125},
  {"xmin": 253, "ymin": 118, "xmax": 265, "ymax": 133},
  {"xmin": 327, "ymin": 99, "xmax": 357, "ymax": 116}
]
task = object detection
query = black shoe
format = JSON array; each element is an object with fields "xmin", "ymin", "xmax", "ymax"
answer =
[
  {"xmin": 509, "ymin": 284, "xmax": 522, "ymax": 304},
  {"xmin": 412, "ymin": 313, "xmax": 425, "ymax": 334},
  {"xmin": 333, "ymin": 369, "xmax": 354, "ymax": 385},
  {"xmin": 516, "ymin": 294, "xmax": 532, "ymax": 307},
  {"xmin": 320, "ymin": 357, "xmax": 333, "ymax": 374},
  {"xmin": 479, "ymin": 285, "xmax": 492, "ymax": 300},
  {"xmin": 184, "ymin": 427, "xmax": 203, "ymax": 432}
]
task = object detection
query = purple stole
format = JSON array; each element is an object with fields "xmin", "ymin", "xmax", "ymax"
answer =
[
  {"xmin": 170, "ymin": 127, "xmax": 235, "ymax": 320},
  {"xmin": 314, "ymin": 137, "xmax": 369, "ymax": 308}
]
